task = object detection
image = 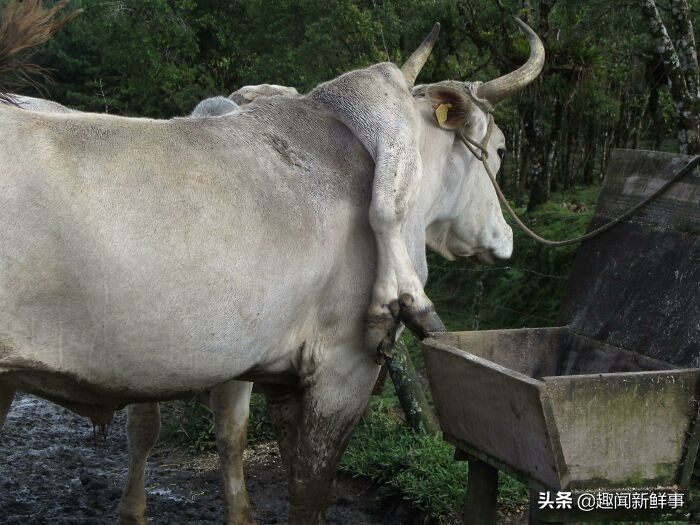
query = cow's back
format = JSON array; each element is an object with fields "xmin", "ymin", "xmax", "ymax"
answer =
[{"xmin": 0, "ymin": 100, "xmax": 376, "ymax": 409}]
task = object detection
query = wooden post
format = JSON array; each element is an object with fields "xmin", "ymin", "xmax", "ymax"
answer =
[
  {"xmin": 528, "ymin": 491, "xmax": 544, "ymax": 525},
  {"xmin": 386, "ymin": 339, "xmax": 440, "ymax": 434},
  {"xmin": 463, "ymin": 458, "xmax": 499, "ymax": 525},
  {"xmin": 528, "ymin": 491, "xmax": 563, "ymax": 525}
]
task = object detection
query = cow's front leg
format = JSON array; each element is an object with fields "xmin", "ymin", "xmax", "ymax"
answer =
[
  {"xmin": 368, "ymin": 223, "xmax": 446, "ymax": 343},
  {"xmin": 309, "ymin": 64, "xmax": 445, "ymax": 354},
  {"xmin": 117, "ymin": 402, "xmax": 160, "ymax": 525},
  {"xmin": 366, "ymin": 147, "xmax": 446, "ymax": 355},
  {"xmin": 0, "ymin": 382, "xmax": 15, "ymax": 430},
  {"xmin": 264, "ymin": 384, "xmax": 302, "ymax": 474},
  {"xmin": 287, "ymin": 358, "xmax": 379, "ymax": 524},
  {"xmin": 211, "ymin": 380, "xmax": 256, "ymax": 525}
]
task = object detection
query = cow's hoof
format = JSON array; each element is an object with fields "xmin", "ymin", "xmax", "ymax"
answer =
[
  {"xmin": 225, "ymin": 512, "xmax": 258, "ymax": 525},
  {"xmin": 366, "ymin": 311, "xmax": 399, "ymax": 360},
  {"xmin": 225, "ymin": 501, "xmax": 258, "ymax": 525},
  {"xmin": 116, "ymin": 511, "xmax": 147, "ymax": 525},
  {"xmin": 396, "ymin": 293, "xmax": 446, "ymax": 340},
  {"xmin": 117, "ymin": 517, "xmax": 147, "ymax": 525}
]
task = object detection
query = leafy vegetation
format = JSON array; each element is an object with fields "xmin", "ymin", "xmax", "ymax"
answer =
[
  {"xmin": 28, "ymin": 0, "xmax": 699, "ymax": 207},
  {"xmin": 160, "ymin": 392, "xmax": 275, "ymax": 453}
]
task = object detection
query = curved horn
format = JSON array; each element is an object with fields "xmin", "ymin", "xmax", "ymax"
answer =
[
  {"xmin": 401, "ymin": 22, "xmax": 440, "ymax": 86},
  {"xmin": 477, "ymin": 17, "xmax": 545, "ymax": 105}
]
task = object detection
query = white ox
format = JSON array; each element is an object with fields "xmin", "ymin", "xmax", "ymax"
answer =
[
  {"xmin": 0, "ymin": 5, "xmax": 544, "ymax": 523},
  {"xmin": 11, "ymin": 94, "xmax": 78, "ymax": 113},
  {"xmin": 1, "ymin": 86, "xmax": 294, "ymax": 525}
]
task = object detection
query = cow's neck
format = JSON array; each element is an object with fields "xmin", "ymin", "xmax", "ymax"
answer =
[
  {"xmin": 400, "ymin": 116, "xmax": 456, "ymax": 285},
  {"xmin": 416, "ymin": 117, "xmax": 462, "ymax": 229}
]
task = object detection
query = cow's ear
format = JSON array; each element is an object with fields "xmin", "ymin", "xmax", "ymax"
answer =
[{"xmin": 423, "ymin": 85, "xmax": 474, "ymax": 130}]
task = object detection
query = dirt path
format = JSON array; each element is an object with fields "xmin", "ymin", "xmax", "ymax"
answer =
[{"xmin": 0, "ymin": 394, "xmax": 414, "ymax": 524}]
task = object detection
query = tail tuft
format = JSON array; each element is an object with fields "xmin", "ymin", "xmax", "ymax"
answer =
[{"xmin": 0, "ymin": 0, "xmax": 81, "ymax": 104}]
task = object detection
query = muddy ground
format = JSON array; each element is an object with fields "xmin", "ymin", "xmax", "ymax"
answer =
[{"xmin": 0, "ymin": 394, "xmax": 420, "ymax": 524}]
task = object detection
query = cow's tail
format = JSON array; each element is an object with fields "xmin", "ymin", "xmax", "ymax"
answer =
[{"xmin": 0, "ymin": 0, "xmax": 80, "ymax": 104}]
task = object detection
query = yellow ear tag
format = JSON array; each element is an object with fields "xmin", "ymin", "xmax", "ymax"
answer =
[{"xmin": 435, "ymin": 103, "xmax": 452, "ymax": 126}]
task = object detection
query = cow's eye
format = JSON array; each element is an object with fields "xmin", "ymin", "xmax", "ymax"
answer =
[{"xmin": 497, "ymin": 147, "xmax": 507, "ymax": 160}]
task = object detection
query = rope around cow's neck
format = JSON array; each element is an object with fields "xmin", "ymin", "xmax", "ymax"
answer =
[{"xmin": 460, "ymin": 114, "xmax": 700, "ymax": 247}]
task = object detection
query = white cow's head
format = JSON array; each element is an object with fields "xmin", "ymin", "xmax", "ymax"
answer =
[{"xmin": 411, "ymin": 20, "xmax": 543, "ymax": 264}]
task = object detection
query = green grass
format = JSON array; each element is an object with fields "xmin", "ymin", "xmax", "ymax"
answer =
[
  {"xmin": 340, "ymin": 396, "xmax": 528, "ymax": 520},
  {"xmin": 160, "ymin": 392, "xmax": 275, "ymax": 453}
]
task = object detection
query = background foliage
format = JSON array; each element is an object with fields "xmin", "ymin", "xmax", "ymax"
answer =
[{"xmin": 31, "ymin": 0, "xmax": 698, "ymax": 207}]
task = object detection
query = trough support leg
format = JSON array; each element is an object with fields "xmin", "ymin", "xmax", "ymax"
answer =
[
  {"xmin": 463, "ymin": 458, "xmax": 499, "ymax": 525},
  {"xmin": 0, "ymin": 382, "xmax": 15, "ymax": 430},
  {"xmin": 528, "ymin": 490, "xmax": 564, "ymax": 525}
]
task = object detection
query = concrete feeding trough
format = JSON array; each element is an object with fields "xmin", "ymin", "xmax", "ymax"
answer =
[
  {"xmin": 424, "ymin": 329, "xmax": 699, "ymax": 493},
  {"xmin": 422, "ymin": 150, "xmax": 700, "ymax": 524}
]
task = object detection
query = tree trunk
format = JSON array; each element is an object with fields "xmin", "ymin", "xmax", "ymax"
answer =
[
  {"xmin": 387, "ymin": 339, "xmax": 440, "ymax": 435},
  {"xmin": 545, "ymin": 100, "xmax": 563, "ymax": 193},
  {"xmin": 670, "ymin": 0, "xmax": 699, "ymax": 95},
  {"xmin": 582, "ymin": 119, "xmax": 596, "ymax": 185},
  {"xmin": 600, "ymin": 123, "xmax": 611, "ymax": 182},
  {"xmin": 640, "ymin": 0, "xmax": 700, "ymax": 153},
  {"xmin": 517, "ymin": 121, "xmax": 529, "ymax": 207},
  {"xmin": 471, "ymin": 280, "xmax": 483, "ymax": 331},
  {"xmin": 526, "ymin": 105, "xmax": 549, "ymax": 211},
  {"xmin": 511, "ymin": 125, "xmax": 522, "ymax": 197},
  {"xmin": 569, "ymin": 114, "xmax": 585, "ymax": 187},
  {"xmin": 615, "ymin": 85, "xmax": 629, "ymax": 148},
  {"xmin": 561, "ymin": 109, "xmax": 575, "ymax": 188},
  {"xmin": 648, "ymin": 83, "xmax": 663, "ymax": 149}
]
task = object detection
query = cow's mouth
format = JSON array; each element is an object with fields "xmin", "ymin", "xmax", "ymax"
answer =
[{"xmin": 451, "ymin": 249, "xmax": 496, "ymax": 265}]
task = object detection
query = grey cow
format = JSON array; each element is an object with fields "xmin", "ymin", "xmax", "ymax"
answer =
[
  {"xmin": 0, "ymin": 85, "xmax": 295, "ymax": 524},
  {"xmin": 0, "ymin": 3, "xmax": 544, "ymax": 523},
  {"xmin": 190, "ymin": 95, "xmax": 239, "ymax": 117}
]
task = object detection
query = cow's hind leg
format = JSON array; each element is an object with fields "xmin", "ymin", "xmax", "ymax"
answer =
[
  {"xmin": 211, "ymin": 380, "xmax": 256, "ymax": 525},
  {"xmin": 364, "ymin": 144, "xmax": 446, "ymax": 354},
  {"xmin": 0, "ymin": 382, "xmax": 15, "ymax": 430},
  {"xmin": 117, "ymin": 402, "xmax": 160, "ymax": 525}
]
